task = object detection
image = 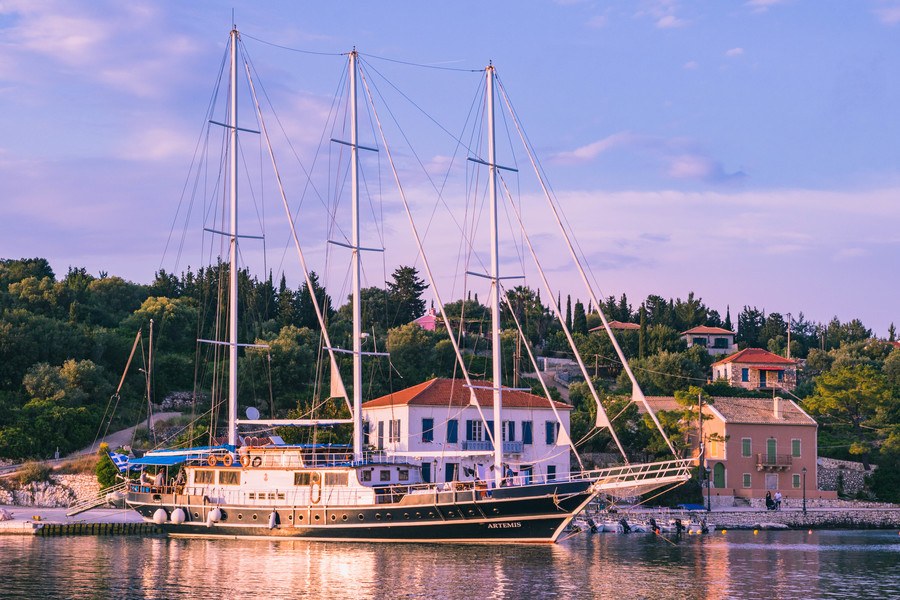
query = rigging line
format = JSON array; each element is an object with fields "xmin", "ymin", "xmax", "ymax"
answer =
[
  {"xmin": 496, "ymin": 76, "xmax": 677, "ymax": 458},
  {"xmin": 495, "ymin": 169, "xmax": 628, "ymax": 461},
  {"xmin": 358, "ymin": 62, "xmax": 492, "ymax": 281},
  {"xmin": 360, "ymin": 51, "xmax": 482, "ymax": 73},
  {"xmin": 358, "ymin": 64, "xmax": 497, "ymax": 442},
  {"xmin": 244, "ymin": 56, "xmax": 352, "ymax": 414},
  {"xmin": 501, "ymin": 288, "xmax": 584, "ymax": 470},
  {"xmin": 241, "ymin": 32, "xmax": 344, "ymax": 56}
]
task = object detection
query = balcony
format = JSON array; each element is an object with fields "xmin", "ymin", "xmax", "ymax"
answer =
[
  {"xmin": 756, "ymin": 453, "xmax": 792, "ymax": 471},
  {"xmin": 461, "ymin": 440, "xmax": 525, "ymax": 453}
]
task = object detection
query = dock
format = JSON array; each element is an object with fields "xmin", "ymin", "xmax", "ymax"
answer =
[{"xmin": 0, "ymin": 505, "xmax": 160, "ymax": 537}]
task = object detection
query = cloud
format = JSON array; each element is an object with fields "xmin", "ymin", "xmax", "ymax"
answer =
[
  {"xmin": 834, "ymin": 247, "xmax": 868, "ymax": 260},
  {"xmin": 683, "ymin": 60, "xmax": 699, "ymax": 70},
  {"xmin": 656, "ymin": 14, "xmax": 687, "ymax": 29},
  {"xmin": 666, "ymin": 154, "xmax": 745, "ymax": 183},
  {"xmin": 874, "ymin": 4, "xmax": 900, "ymax": 25},
  {"xmin": 745, "ymin": 0, "xmax": 788, "ymax": 12},
  {"xmin": 725, "ymin": 47, "xmax": 745, "ymax": 57},
  {"xmin": 587, "ymin": 15, "xmax": 609, "ymax": 28},
  {"xmin": 635, "ymin": 1, "xmax": 689, "ymax": 29},
  {"xmin": 552, "ymin": 132, "xmax": 639, "ymax": 164}
]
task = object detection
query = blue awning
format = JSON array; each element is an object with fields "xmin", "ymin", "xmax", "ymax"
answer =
[{"xmin": 129, "ymin": 454, "xmax": 188, "ymax": 467}]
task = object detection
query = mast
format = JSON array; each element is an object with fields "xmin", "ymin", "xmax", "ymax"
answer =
[
  {"xmin": 487, "ymin": 64, "xmax": 503, "ymax": 487},
  {"xmin": 350, "ymin": 50, "xmax": 363, "ymax": 461},
  {"xmin": 227, "ymin": 27, "xmax": 239, "ymax": 447}
]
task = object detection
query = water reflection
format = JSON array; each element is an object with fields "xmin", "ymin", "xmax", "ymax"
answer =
[{"xmin": 1, "ymin": 530, "xmax": 898, "ymax": 599}]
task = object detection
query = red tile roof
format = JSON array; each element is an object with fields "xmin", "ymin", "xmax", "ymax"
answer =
[
  {"xmin": 362, "ymin": 378, "xmax": 571, "ymax": 411},
  {"xmin": 589, "ymin": 320, "xmax": 640, "ymax": 332},
  {"xmin": 639, "ymin": 396, "xmax": 815, "ymax": 425},
  {"xmin": 711, "ymin": 347, "xmax": 797, "ymax": 367},
  {"xmin": 681, "ymin": 326, "xmax": 735, "ymax": 335}
]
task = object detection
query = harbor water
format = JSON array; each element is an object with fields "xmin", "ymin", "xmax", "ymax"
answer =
[{"xmin": 2, "ymin": 529, "xmax": 898, "ymax": 599}]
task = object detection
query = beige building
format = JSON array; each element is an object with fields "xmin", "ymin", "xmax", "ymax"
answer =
[
  {"xmin": 711, "ymin": 347, "xmax": 799, "ymax": 392},
  {"xmin": 681, "ymin": 326, "xmax": 736, "ymax": 355}
]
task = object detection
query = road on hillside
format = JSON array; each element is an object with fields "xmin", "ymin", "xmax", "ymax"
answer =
[{"xmin": 71, "ymin": 411, "xmax": 183, "ymax": 457}]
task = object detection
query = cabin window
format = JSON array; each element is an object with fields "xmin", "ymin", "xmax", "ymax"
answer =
[
  {"xmin": 742, "ymin": 438, "xmax": 752, "ymax": 457},
  {"xmin": 389, "ymin": 419, "xmax": 401, "ymax": 443},
  {"xmin": 398, "ymin": 469, "xmax": 409, "ymax": 482},
  {"xmin": 219, "ymin": 471, "xmax": 240, "ymax": 486},
  {"xmin": 421, "ymin": 463, "xmax": 431, "ymax": 483},
  {"xmin": 363, "ymin": 421, "xmax": 370, "ymax": 446},
  {"xmin": 503, "ymin": 421, "xmax": 516, "ymax": 442},
  {"xmin": 325, "ymin": 472, "xmax": 349, "ymax": 486},
  {"xmin": 294, "ymin": 472, "xmax": 312, "ymax": 486},
  {"xmin": 377, "ymin": 421, "xmax": 384, "ymax": 449},
  {"xmin": 447, "ymin": 419, "xmax": 458, "ymax": 444},
  {"xmin": 741, "ymin": 368, "xmax": 749, "ymax": 382},
  {"xmin": 379, "ymin": 470, "xmax": 391, "ymax": 482},
  {"xmin": 545, "ymin": 421, "xmax": 559, "ymax": 445},
  {"xmin": 422, "ymin": 418, "xmax": 434, "ymax": 443},
  {"xmin": 360, "ymin": 469, "xmax": 372, "ymax": 482},
  {"xmin": 195, "ymin": 470, "xmax": 214, "ymax": 484},
  {"xmin": 792, "ymin": 474, "xmax": 801, "ymax": 489},
  {"xmin": 792, "ymin": 439, "xmax": 801, "ymax": 457},
  {"xmin": 742, "ymin": 473, "xmax": 751, "ymax": 488},
  {"xmin": 522, "ymin": 421, "xmax": 533, "ymax": 445},
  {"xmin": 547, "ymin": 465, "xmax": 556, "ymax": 481}
]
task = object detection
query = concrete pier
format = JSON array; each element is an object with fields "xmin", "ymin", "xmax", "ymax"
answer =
[{"xmin": 0, "ymin": 504, "xmax": 156, "ymax": 536}]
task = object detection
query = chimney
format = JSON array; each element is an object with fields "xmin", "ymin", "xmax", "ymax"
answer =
[{"xmin": 773, "ymin": 396, "xmax": 782, "ymax": 420}]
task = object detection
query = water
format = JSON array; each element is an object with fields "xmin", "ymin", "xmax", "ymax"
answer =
[{"xmin": 2, "ymin": 530, "xmax": 898, "ymax": 599}]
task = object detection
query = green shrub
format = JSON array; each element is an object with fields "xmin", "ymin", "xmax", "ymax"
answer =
[
  {"xmin": 18, "ymin": 461, "xmax": 53, "ymax": 485},
  {"xmin": 95, "ymin": 442, "xmax": 120, "ymax": 489}
]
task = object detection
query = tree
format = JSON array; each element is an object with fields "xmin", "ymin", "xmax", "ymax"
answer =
[
  {"xmin": 296, "ymin": 271, "xmax": 332, "ymax": 330},
  {"xmin": 889, "ymin": 323, "xmax": 897, "ymax": 343},
  {"xmin": 572, "ymin": 301, "xmax": 587, "ymax": 335},
  {"xmin": 723, "ymin": 305, "xmax": 732, "ymax": 332},
  {"xmin": 673, "ymin": 292, "xmax": 708, "ymax": 331},
  {"xmin": 565, "ymin": 295, "xmax": 572, "ymax": 331},
  {"xmin": 95, "ymin": 442, "xmax": 119, "ymax": 488},
  {"xmin": 804, "ymin": 365, "xmax": 892, "ymax": 469},
  {"xmin": 387, "ymin": 266, "xmax": 428, "ymax": 326},
  {"xmin": 736, "ymin": 306, "xmax": 765, "ymax": 348}
]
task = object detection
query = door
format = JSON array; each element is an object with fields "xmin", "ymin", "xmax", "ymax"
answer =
[
  {"xmin": 760, "ymin": 370, "xmax": 768, "ymax": 387},
  {"xmin": 421, "ymin": 462, "xmax": 431, "ymax": 484},
  {"xmin": 444, "ymin": 462, "xmax": 458, "ymax": 483},
  {"xmin": 767, "ymin": 438, "xmax": 777, "ymax": 464},
  {"xmin": 712, "ymin": 462, "xmax": 725, "ymax": 488},
  {"xmin": 521, "ymin": 465, "xmax": 533, "ymax": 485},
  {"xmin": 765, "ymin": 473, "xmax": 778, "ymax": 490}
]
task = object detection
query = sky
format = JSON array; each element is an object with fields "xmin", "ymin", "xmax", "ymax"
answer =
[{"xmin": 0, "ymin": 0, "xmax": 898, "ymax": 336}]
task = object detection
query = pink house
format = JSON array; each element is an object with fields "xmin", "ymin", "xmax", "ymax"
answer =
[
  {"xmin": 644, "ymin": 396, "xmax": 835, "ymax": 507},
  {"xmin": 412, "ymin": 307, "xmax": 439, "ymax": 331}
]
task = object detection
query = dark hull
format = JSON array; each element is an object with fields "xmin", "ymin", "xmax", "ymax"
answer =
[{"xmin": 128, "ymin": 480, "xmax": 593, "ymax": 543}]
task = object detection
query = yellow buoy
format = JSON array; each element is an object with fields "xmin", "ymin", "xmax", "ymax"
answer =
[
  {"xmin": 753, "ymin": 530, "xmax": 758, "ymax": 535},
  {"xmin": 721, "ymin": 529, "xmax": 727, "ymax": 534},
  {"xmin": 808, "ymin": 530, "xmax": 813, "ymax": 535}
]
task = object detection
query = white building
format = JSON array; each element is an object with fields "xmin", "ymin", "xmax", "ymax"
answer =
[
  {"xmin": 361, "ymin": 378, "xmax": 573, "ymax": 486},
  {"xmin": 681, "ymin": 326, "xmax": 737, "ymax": 355}
]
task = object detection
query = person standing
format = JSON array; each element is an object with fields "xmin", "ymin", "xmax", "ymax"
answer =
[{"xmin": 774, "ymin": 490, "xmax": 783, "ymax": 510}]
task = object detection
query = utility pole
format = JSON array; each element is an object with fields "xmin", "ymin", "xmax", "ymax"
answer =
[{"xmin": 786, "ymin": 312, "xmax": 792, "ymax": 360}]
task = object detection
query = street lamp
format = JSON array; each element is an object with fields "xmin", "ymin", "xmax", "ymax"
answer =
[
  {"xmin": 706, "ymin": 466, "xmax": 712, "ymax": 512},
  {"xmin": 802, "ymin": 466, "xmax": 807, "ymax": 514}
]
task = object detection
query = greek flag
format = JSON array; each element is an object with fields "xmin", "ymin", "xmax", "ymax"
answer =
[{"xmin": 108, "ymin": 451, "xmax": 130, "ymax": 472}]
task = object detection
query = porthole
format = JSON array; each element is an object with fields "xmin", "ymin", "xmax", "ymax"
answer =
[
  {"xmin": 428, "ymin": 512, "xmax": 435, "ymax": 518},
  {"xmin": 385, "ymin": 513, "xmax": 393, "ymax": 520},
  {"xmin": 404, "ymin": 513, "xmax": 410, "ymax": 520},
  {"xmin": 330, "ymin": 514, "xmax": 336, "ymax": 521},
  {"xmin": 342, "ymin": 515, "xmax": 348, "ymax": 522},
  {"xmin": 314, "ymin": 514, "xmax": 321, "ymax": 521},
  {"xmin": 252, "ymin": 514, "xmax": 258, "ymax": 521},
  {"xmin": 468, "ymin": 509, "xmax": 475, "ymax": 516},
  {"xmin": 358, "ymin": 514, "xmax": 365, "ymax": 521},
  {"xmin": 492, "ymin": 508, "xmax": 500, "ymax": 514},
  {"xmin": 298, "ymin": 514, "xmax": 304, "ymax": 521},
  {"xmin": 415, "ymin": 512, "xmax": 422, "ymax": 519},
  {"xmin": 375, "ymin": 513, "xmax": 382, "ymax": 520},
  {"xmin": 193, "ymin": 512, "xmax": 199, "ymax": 519},
  {"xmin": 237, "ymin": 513, "xmax": 243, "ymax": 520},
  {"xmin": 288, "ymin": 514, "xmax": 294, "ymax": 522}
]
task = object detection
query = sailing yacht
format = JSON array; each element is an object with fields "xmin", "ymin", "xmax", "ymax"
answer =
[{"xmin": 125, "ymin": 27, "xmax": 691, "ymax": 543}]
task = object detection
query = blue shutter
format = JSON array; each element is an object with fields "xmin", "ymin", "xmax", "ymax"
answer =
[
  {"xmin": 741, "ymin": 368, "xmax": 749, "ymax": 382},
  {"xmin": 523, "ymin": 421, "xmax": 533, "ymax": 445},
  {"xmin": 421, "ymin": 462, "xmax": 431, "ymax": 483},
  {"xmin": 508, "ymin": 421, "xmax": 516, "ymax": 442},
  {"xmin": 422, "ymin": 418, "xmax": 434, "ymax": 443},
  {"xmin": 447, "ymin": 419, "xmax": 458, "ymax": 444},
  {"xmin": 466, "ymin": 420, "xmax": 474, "ymax": 441},
  {"xmin": 545, "ymin": 421, "xmax": 555, "ymax": 445},
  {"xmin": 487, "ymin": 421, "xmax": 494, "ymax": 442}
]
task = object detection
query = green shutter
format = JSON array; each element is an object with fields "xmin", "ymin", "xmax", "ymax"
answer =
[
  {"xmin": 742, "ymin": 438, "xmax": 751, "ymax": 457},
  {"xmin": 792, "ymin": 439, "xmax": 801, "ymax": 457},
  {"xmin": 743, "ymin": 473, "xmax": 751, "ymax": 488}
]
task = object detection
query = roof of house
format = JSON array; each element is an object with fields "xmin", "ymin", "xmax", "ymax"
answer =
[
  {"xmin": 362, "ymin": 378, "xmax": 571, "ymax": 411},
  {"xmin": 681, "ymin": 326, "xmax": 735, "ymax": 336},
  {"xmin": 711, "ymin": 347, "xmax": 797, "ymax": 367},
  {"xmin": 639, "ymin": 395, "xmax": 816, "ymax": 426},
  {"xmin": 589, "ymin": 320, "xmax": 640, "ymax": 332}
]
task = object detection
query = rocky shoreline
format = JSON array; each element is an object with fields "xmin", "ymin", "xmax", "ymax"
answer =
[{"xmin": 0, "ymin": 474, "xmax": 99, "ymax": 508}]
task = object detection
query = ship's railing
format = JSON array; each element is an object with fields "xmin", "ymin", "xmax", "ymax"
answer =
[
  {"xmin": 181, "ymin": 448, "xmax": 425, "ymax": 469},
  {"xmin": 570, "ymin": 458, "xmax": 694, "ymax": 490}
]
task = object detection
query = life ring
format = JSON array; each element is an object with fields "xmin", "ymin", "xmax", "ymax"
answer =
[
  {"xmin": 207, "ymin": 455, "xmax": 217, "ymax": 466},
  {"xmin": 240, "ymin": 454, "xmax": 251, "ymax": 468},
  {"xmin": 222, "ymin": 454, "xmax": 233, "ymax": 467},
  {"xmin": 251, "ymin": 456, "xmax": 262, "ymax": 467},
  {"xmin": 310, "ymin": 472, "xmax": 322, "ymax": 505}
]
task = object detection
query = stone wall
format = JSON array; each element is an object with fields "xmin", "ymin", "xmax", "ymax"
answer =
[
  {"xmin": 626, "ymin": 506, "xmax": 900, "ymax": 529},
  {"xmin": 0, "ymin": 474, "xmax": 99, "ymax": 508},
  {"xmin": 817, "ymin": 457, "xmax": 873, "ymax": 496}
]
